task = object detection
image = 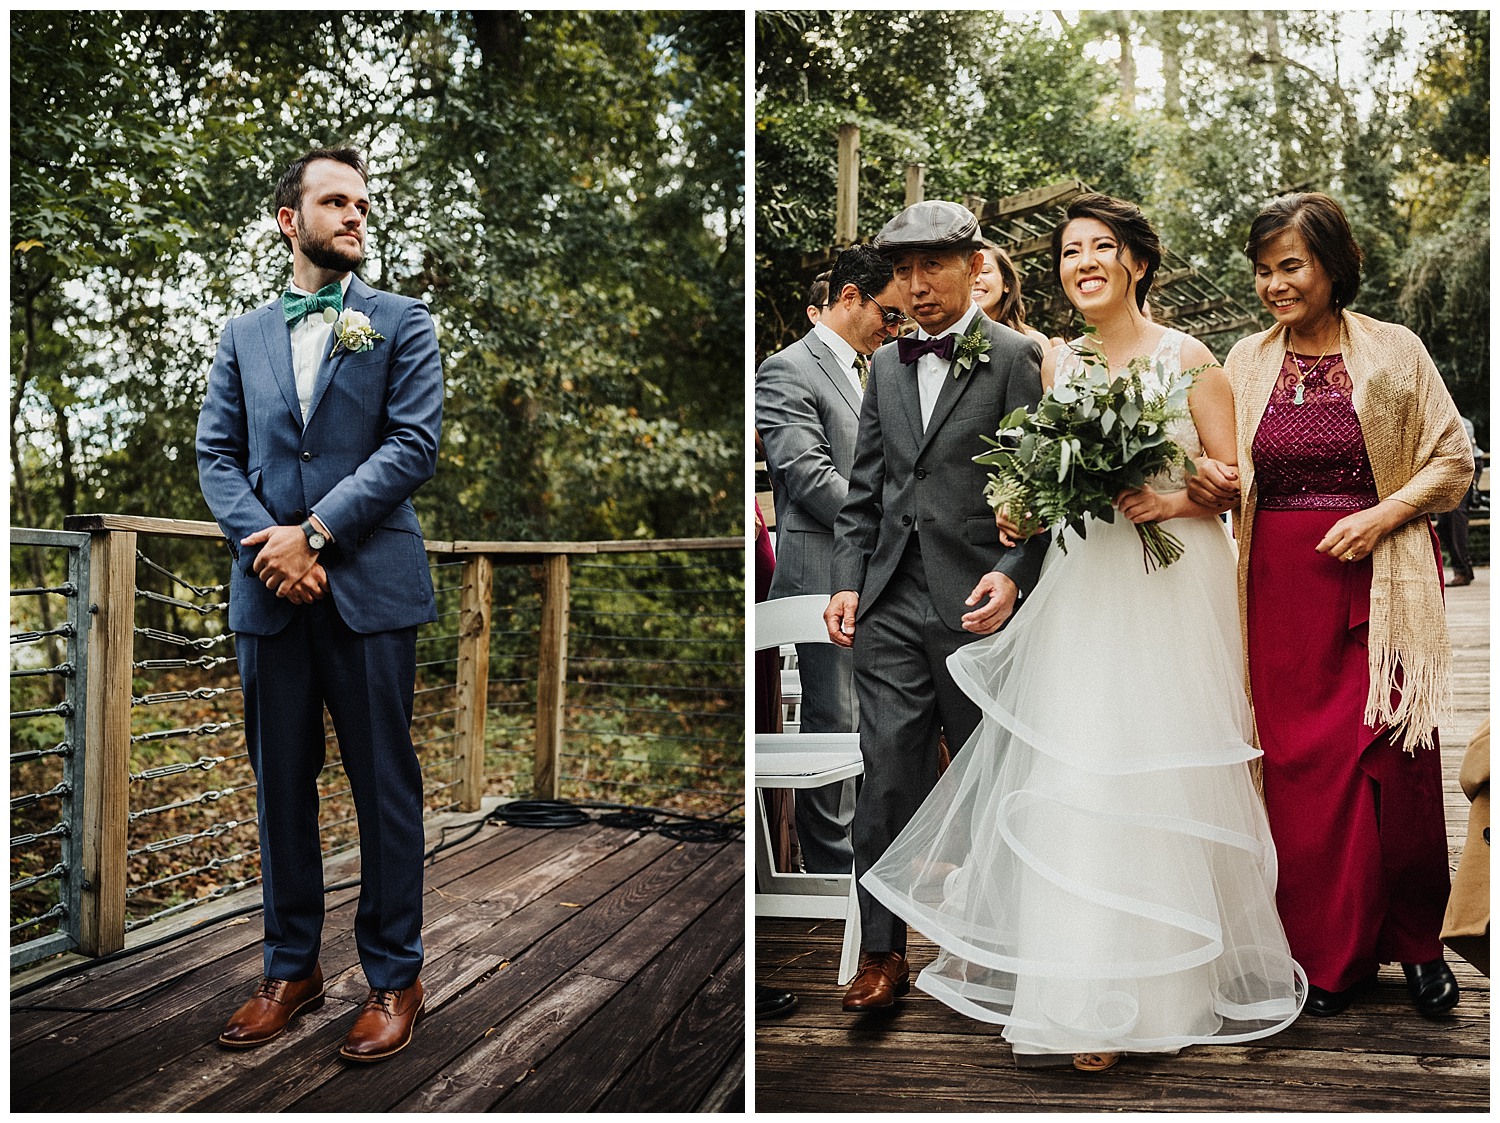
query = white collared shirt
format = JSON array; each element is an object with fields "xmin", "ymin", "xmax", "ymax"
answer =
[
  {"xmin": 914, "ymin": 303, "xmax": 982, "ymax": 431},
  {"xmin": 811, "ymin": 321, "xmax": 863, "ymax": 398},
  {"xmin": 287, "ymin": 274, "xmax": 353, "ymax": 421}
]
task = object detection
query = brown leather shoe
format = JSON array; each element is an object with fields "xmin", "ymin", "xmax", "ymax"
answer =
[
  {"xmin": 218, "ymin": 964, "xmax": 325, "ymax": 1048},
  {"xmin": 339, "ymin": 980, "xmax": 425, "ymax": 1062},
  {"xmin": 843, "ymin": 951, "xmax": 910, "ymax": 1011}
]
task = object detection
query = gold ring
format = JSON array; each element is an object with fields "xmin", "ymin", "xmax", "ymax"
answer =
[{"xmin": 1344, "ymin": 550, "xmax": 1357, "ymax": 562}]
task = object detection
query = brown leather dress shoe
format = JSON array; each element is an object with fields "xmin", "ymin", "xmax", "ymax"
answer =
[
  {"xmin": 218, "ymin": 964, "xmax": 325, "ymax": 1048},
  {"xmin": 339, "ymin": 980, "xmax": 425, "ymax": 1062},
  {"xmin": 843, "ymin": 951, "xmax": 910, "ymax": 1011}
]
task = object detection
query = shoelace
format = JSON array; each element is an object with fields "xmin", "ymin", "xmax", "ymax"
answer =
[
  {"xmin": 254, "ymin": 977, "xmax": 287, "ymax": 1000},
  {"xmin": 365, "ymin": 988, "xmax": 401, "ymax": 1013}
]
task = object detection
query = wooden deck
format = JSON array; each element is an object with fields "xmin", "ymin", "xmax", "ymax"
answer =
[
  {"xmin": 756, "ymin": 568, "xmax": 1490, "ymax": 1112},
  {"xmin": 11, "ymin": 810, "xmax": 744, "ymax": 1112}
]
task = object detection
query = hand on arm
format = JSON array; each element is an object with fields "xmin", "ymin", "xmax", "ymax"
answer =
[
  {"xmin": 1178, "ymin": 356, "xmax": 1239, "ymax": 518},
  {"xmin": 1186, "ymin": 456, "xmax": 1240, "ymax": 511}
]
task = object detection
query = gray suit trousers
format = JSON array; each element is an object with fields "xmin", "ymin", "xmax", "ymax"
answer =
[
  {"xmin": 791, "ymin": 642, "xmax": 857, "ymax": 873},
  {"xmin": 851, "ymin": 538, "xmax": 983, "ymax": 954}
]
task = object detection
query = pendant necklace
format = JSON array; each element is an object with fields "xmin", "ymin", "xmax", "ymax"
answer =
[{"xmin": 1286, "ymin": 332, "xmax": 1333, "ymax": 406}]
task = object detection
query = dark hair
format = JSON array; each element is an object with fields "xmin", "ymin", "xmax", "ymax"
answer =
[
  {"xmin": 981, "ymin": 244, "xmax": 1030, "ymax": 333},
  {"xmin": 829, "ymin": 244, "xmax": 895, "ymax": 303},
  {"xmin": 272, "ymin": 147, "xmax": 368, "ymax": 250},
  {"xmin": 1244, "ymin": 192, "xmax": 1363, "ymax": 311},
  {"xmin": 806, "ymin": 271, "xmax": 831, "ymax": 310},
  {"xmin": 1050, "ymin": 192, "xmax": 1161, "ymax": 311}
]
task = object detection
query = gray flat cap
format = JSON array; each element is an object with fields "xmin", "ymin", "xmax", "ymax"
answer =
[{"xmin": 872, "ymin": 200, "xmax": 981, "ymax": 255}]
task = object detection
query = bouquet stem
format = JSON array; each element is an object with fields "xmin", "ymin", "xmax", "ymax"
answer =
[{"xmin": 1136, "ymin": 522, "xmax": 1185, "ymax": 572}]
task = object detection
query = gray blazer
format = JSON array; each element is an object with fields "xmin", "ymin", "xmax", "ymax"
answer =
[
  {"xmin": 755, "ymin": 330, "xmax": 862, "ymax": 599},
  {"xmin": 831, "ymin": 315, "xmax": 1050, "ymax": 632}
]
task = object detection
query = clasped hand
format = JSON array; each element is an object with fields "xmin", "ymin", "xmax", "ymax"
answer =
[
  {"xmin": 1185, "ymin": 456, "xmax": 1240, "ymax": 512},
  {"xmin": 243, "ymin": 525, "xmax": 328, "ymax": 605}
]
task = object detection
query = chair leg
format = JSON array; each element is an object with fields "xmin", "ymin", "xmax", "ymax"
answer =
[{"xmin": 837, "ymin": 868, "xmax": 862, "ymax": 985}]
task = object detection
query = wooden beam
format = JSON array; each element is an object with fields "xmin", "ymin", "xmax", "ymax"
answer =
[
  {"xmin": 988, "ymin": 180, "xmax": 1090, "ymax": 223},
  {"xmin": 533, "ymin": 553, "xmax": 571, "ymax": 799},
  {"xmin": 454, "ymin": 554, "xmax": 493, "ymax": 812},
  {"xmin": 78, "ymin": 527, "xmax": 136, "ymax": 955},
  {"xmin": 1164, "ymin": 296, "xmax": 1232, "ymax": 318},
  {"xmin": 835, "ymin": 123, "xmax": 860, "ymax": 246}
]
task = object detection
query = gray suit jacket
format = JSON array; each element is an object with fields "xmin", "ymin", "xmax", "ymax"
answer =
[
  {"xmin": 755, "ymin": 330, "xmax": 862, "ymax": 599},
  {"xmin": 831, "ymin": 314, "xmax": 1050, "ymax": 632}
]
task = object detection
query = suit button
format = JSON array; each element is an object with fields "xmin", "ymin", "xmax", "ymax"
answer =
[
  {"xmin": 915, "ymin": 468, "xmax": 928, "ymax": 479},
  {"xmin": 901, "ymin": 515, "xmax": 912, "ymax": 526},
  {"xmin": 300, "ymin": 451, "xmax": 312, "ymax": 462}
]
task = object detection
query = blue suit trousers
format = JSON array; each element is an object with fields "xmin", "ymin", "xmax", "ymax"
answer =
[{"xmin": 236, "ymin": 598, "xmax": 425, "ymax": 990}]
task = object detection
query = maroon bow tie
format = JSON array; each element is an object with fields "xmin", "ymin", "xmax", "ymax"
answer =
[{"xmin": 897, "ymin": 333, "xmax": 956, "ymax": 365}]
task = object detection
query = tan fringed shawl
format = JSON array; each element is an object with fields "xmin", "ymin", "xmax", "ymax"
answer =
[{"xmin": 1224, "ymin": 311, "xmax": 1474, "ymax": 752}]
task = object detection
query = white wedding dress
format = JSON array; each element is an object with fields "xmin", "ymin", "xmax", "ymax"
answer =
[{"xmin": 862, "ymin": 331, "xmax": 1305, "ymax": 1059}]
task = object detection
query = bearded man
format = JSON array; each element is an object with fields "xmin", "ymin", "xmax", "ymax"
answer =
[{"xmin": 197, "ymin": 147, "xmax": 442, "ymax": 1061}]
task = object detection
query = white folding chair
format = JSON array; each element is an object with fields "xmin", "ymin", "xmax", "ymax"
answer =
[{"xmin": 754, "ymin": 595, "xmax": 865, "ymax": 982}]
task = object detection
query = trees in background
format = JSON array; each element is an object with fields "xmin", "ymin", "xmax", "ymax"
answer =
[
  {"xmin": 755, "ymin": 10, "xmax": 1488, "ymax": 440},
  {"xmin": 12, "ymin": 11, "xmax": 744, "ymax": 542}
]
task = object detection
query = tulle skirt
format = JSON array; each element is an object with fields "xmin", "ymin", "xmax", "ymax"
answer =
[{"xmin": 862, "ymin": 513, "xmax": 1306, "ymax": 1056}]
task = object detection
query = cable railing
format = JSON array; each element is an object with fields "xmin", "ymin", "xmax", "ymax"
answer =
[{"xmin": 9, "ymin": 515, "xmax": 743, "ymax": 966}]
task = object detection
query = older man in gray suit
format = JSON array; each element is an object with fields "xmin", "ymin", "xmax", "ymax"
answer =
[
  {"xmin": 826, "ymin": 201, "xmax": 1051, "ymax": 1011},
  {"xmin": 756, "ymin": 245, "xmax": 904, "ymax": 872}
]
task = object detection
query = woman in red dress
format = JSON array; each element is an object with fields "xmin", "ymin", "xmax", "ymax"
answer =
[{"xmin": 1191, "ymin": 193, "xmax": 1474, "ymax": 1018}]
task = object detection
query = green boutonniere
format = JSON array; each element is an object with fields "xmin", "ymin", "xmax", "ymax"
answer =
[{"xmin": 952, "ymin": 320, "xmax": 991, "ymax": 378}]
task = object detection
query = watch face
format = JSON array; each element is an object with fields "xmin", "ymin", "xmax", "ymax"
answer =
[{"xmin": 309, "ymin": 533, "xmax": 327, "ymax": 550}]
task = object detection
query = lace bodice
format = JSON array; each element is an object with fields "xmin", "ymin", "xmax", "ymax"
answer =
[
  {"xmin": 1251, "ymin": 352, "xmax": 1378, "ymax": 511},
  {"xmin": 1052, "ymin": 329, "xmax": 1201, "ymax": 492}
]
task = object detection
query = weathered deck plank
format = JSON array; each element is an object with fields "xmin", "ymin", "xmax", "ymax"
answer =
[
  {"xmin": 12, "ymin": 813, "xmax": 743, "ymax": 1113},
  {"xmin": 756, "ymin": 568, "xmax": 1490, "ymax": 1112}
]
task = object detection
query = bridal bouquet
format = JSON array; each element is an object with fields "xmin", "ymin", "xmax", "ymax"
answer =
[{"xmin": 975, "ymin": 338, "xmax": 1203, "ymax": 571}]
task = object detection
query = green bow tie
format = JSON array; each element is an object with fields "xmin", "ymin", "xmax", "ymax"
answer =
[{"xmin": 282, "ymin": 282, "xmax": 343, "ymax": 326}]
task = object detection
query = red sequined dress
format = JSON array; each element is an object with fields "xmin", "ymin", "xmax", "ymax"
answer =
[{"xmin": 1246, "ymin": 352, "xmax": 1450, "ymax": 994}]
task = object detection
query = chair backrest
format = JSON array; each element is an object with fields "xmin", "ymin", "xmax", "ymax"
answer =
[{"xmin": 755, "ymin": 594, "xmax": 835, "ymax": 651}]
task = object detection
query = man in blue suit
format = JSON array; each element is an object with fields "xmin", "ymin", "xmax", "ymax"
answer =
[{"xmin": 197, "ymin": 147, "xmax": 442, "ymax": 1062}]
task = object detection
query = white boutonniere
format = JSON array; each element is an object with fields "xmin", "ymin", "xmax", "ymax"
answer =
[
  {"xmin": 952, "ymin": 320, "xmax": 991, "ymax": 378},
  {"xmin": 328, "ymin": 308, "xmax": 385, "ymax": 359}
]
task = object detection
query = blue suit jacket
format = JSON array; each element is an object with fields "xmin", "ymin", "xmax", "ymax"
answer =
[{"xmin": 196, "ymin": 274, "xmax": 443, "ymax": 636}]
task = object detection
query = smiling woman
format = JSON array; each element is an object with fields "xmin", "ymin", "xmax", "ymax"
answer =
[{"xmin": 1210, "ymin": 191, "xmax": 1475, "ymax": 1022}]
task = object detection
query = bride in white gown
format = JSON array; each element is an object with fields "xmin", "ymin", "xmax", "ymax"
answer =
[{"xmin": 862, "ymin": 194, "xmax": 1305, "ymax": 1071}]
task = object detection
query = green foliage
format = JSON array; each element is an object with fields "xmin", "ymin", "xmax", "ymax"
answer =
[
  {"xmin": 755, "ymin": 11, "xmax": 1488, "ymax": 440},
  {"xmin": 11, "ymin": 11, "xmax": 744, "ymax": 543},
  {"xmin": 754, "ymin": 11, "xmax": 1153, "ymax": 361}
]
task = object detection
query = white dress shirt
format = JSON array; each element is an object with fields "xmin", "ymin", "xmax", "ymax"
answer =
[
  {"xmin": 915, "ymin": 303, "xmax": 983, "ymax": 430},
  {"xmin": 812, "ymin": 321, "xmax": 864, "ymax": 398}
]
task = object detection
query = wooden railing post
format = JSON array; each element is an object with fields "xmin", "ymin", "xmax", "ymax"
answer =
[
  {"xmin": 78, "ymin": 527, "xmax": 135, "ymax": 955},
  {"xmin": 533, "ymin": 553, "xmax": 571, "ymax": 799},
  {"xmin": 453, "ymin": 554, "xmax": 493, "ymax": 812}
]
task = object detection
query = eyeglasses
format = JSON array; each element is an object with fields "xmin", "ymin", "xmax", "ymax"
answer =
[{"xmin": 859, "ymin": 289, "xmax": 907, "ymax": 326}]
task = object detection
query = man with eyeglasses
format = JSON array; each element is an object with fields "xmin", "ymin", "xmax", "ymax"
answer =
[
  {"xmin": 826, "ymin": 200, "xmax": 1049, "ymax": 1012},
  {"xmin": 756, "ymin": 245, "xmax": 904, "ymax": 875}
]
